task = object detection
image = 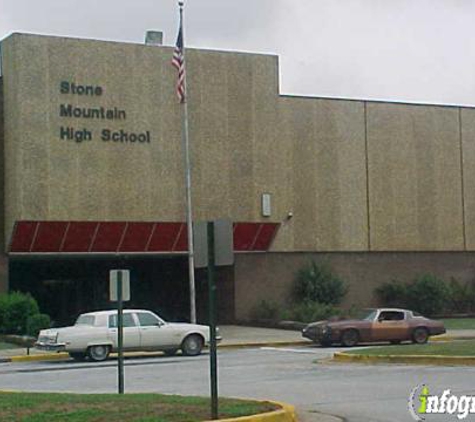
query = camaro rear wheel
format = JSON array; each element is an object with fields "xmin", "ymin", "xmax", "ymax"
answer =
[
  {"xmin": 412, "ymin": 327, "xmax": 429, "ymax": 344},
  {"xmin": 341, "ymin": 329, "xmax": 359, "ymax": 347},
  {"xmin": 69, "ymin": 352, "xmax": 87, "ymax": 362},
  {"xmin": 87, "ymin": 345, "xmax": 110, "ymax": 362},
  {"xmin": 181, "ymin": 334, "xmax": 204, "ymax": 356}
]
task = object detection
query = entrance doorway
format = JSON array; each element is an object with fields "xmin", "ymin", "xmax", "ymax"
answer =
[{"xmin": 9, "ymin": 256, "xmax": 197, "ymax": 327}]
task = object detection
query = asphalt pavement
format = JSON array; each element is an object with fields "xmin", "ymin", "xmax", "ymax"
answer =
[{"xmin": 1, "ymin": 326, "xmax": 475, "ymax": 422}]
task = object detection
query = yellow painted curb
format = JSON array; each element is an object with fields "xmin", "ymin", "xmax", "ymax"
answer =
[
  {"xmin": 205, "ymin": 401, "xmax": 297, "ymax": 422},
  {"xmin": 333, "ymin": 351, "xmax": 475, "ymax": 366},
  {"xmin": 10, "ymin": 352, "xmax": 69, "ymax": 362},
  {"xmin": 430, "ymin": 335, "xmax": 475, "ymax": 342}
]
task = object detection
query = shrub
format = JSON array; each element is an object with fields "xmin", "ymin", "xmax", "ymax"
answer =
[
  {"xmin": 448, "ymin": 278, "xmax": 475, "ymax": 313},
  {"xmin": 375, "ymin": 280, "xmax": 407, "ymax": 308},
  {"xmin": 405, "ymin": 274, "xmax": 451, "ymax": 316},
  {"xmin": 250, "ymin": 300, "xmax": 280, "ymax": 321},
  {"xmin": 282, "ymin": 301, "xmax": 340, "ymax": 323},
  {"xmin": 293, "ymin": 261, "xmax": 347, "ymax": 305},
  {"xmin": 376, "ymin": 274, "xmax": 451, "ymax": 316},
  {"xmin": 0, "ymin": 291, "xmax": 40, "ymax": 334},
  {"xmin": 26, "ymin": 313, "xmax": 51, "ymax": 338}
]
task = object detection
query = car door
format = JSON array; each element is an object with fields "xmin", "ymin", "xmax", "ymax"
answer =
[
  {"xmin": 371, "ymin": 310, "xmax": 409, "ymax": 341},
  {"xmin": 108, "ymin": 312, "xmax": 141, "ymax": 349},
  {"xmin": 136, "ymin": 311, "xmax": 178, "ymax": 349}
]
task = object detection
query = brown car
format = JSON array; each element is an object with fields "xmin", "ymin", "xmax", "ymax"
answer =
[{"xmin": 302, "ymin": 308, "xmax": 446, "ymax": 347}]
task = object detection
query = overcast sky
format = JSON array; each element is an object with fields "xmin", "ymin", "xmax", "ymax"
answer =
[{"xmin": 1, "ymin": 0, "xmax": 474, "ymax": 106}]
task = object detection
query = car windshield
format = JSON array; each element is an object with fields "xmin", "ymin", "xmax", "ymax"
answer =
[
  {"xmin": 359, "ymin": 309, "xmax": 377, "ymax": 321},
  {"xmin": 75, "ymin": 315, "xmax": 95, "ymax": 326}
]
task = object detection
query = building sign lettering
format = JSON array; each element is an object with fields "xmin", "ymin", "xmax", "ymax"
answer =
[{"xmin": 57, "ymin": 81, "xmax": 151, "ymax": 144}]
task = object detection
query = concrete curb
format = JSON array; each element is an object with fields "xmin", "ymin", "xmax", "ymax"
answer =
[
  {"xmin": 333, "ymin": 351, "xmax": 475, "ymax": 366},
  {"xmin": 206, "ymin": 401, "xmax": 297, "ymax": 422},
  {"xmin": 1, "ymin": 341, "xmax": 311, "ymax": 363}
]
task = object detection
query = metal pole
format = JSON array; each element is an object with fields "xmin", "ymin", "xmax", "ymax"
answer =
[
  {"xmin": 207, "ymin": 221, "xmax": 218, "ymax": 419},
  {"xmin": 179, "ymin": 1, "xmax": 197, "ymax": 324},
  {"xmin": 117, "ymin": 271, "xmax": 124, "ymax": 394}
]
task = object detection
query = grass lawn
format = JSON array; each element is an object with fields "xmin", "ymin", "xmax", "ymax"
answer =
[
  {"xmin": 346, "ymin": 340, "xmax": 475, "ymax": 356},
  {"xmin": 441, "ymin": 318, "xmax": 475, "ymax": 330},
  {"xmin": 0, "ymin": 341, "xmax": 18, "ymax": 350},
  {"xmin": 0, "ymin": 392, "xmax": 278, "ymax": 422}
]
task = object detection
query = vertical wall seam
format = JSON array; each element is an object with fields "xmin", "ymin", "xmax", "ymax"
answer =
[
  {"xmin": 364, "ymin": 102, "xmax": 371, "ymax": 251},
  {"xmin": 458, "ymin": 108, "xmax": 467, "ymax": 251}
]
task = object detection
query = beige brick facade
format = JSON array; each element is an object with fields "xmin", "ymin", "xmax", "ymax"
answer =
[{"xmin": 0, "ymin": 33, "xmax": 474, "ymax": 317}]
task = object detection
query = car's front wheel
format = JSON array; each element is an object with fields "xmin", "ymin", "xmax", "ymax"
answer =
[
  {"xmin": 181, "ymin": 334, "xmax": 204, "ymax": 356},
  {"xmin": 341, "ymin": 329, "xmax": 359, "ymax": 347},
  {"xmin": 87, "ymin": 345, "xmax": 111, "ymax": 362},
  {"xmin": 69, "ymin": 352, "xmax": 87, "ymax": 362}
]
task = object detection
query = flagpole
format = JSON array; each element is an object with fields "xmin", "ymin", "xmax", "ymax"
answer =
[{"xmin": 177, "ymin": 0, "xmax": 197, "ymax": 324}]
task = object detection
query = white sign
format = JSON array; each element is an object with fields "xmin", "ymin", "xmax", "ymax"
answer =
[
  {"xmin": 193, "ymin": 220, "xmax": 234, "ymax": 268},
  {"xmin": 261, "ymin": 193, "xmax": 272, "ymax": 217},
  {"xmin": 193, "ymin": 222, "xmax": 209, "ymax": 269},
  {"xmin": 214, "ymin": 219, "xmax": 234, "ymax": 266},
  {"xmin": 110, "ymin": 270, "xmax": 130, "ymax": 301}
]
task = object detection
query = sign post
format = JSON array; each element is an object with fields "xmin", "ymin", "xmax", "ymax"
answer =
[
  {"xmin": 194, "ymin": 219, "xmax": 233, "ymax": 420},
  {"xmin": 110, "ymin": 269, "xmax": 130, "ymax": 395},
  {"xmin": 207, "ymin": 221, "xmax": 218, "ymax": 419}
]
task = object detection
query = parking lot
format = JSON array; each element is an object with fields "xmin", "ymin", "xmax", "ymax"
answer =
[{"xmin": 2, "ymin": 342, "xmax": 475, "ymax": 422}]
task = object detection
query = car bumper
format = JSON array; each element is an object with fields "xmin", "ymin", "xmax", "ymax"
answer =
[
  {"xmin": 430, "ymin": 327, "xmax": 446, "ymax": 336},
  {"xmin": 35, "ymin": 342, "xmax": 66, "ymax": 353},
  {"xmin": 302, "ymin": 328, "xmax": 333, "ymax": 344},
  {"xmin": 207, "ymin": 336, "xmax": 222, "ymax": 345}
]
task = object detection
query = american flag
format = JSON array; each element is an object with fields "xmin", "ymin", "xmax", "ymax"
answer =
[{"xmin": 172, "ymin": 9, "xmax": 186, "ymax": 103}]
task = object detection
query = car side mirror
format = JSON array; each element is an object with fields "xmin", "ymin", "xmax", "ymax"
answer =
[{"xmin": 377, "ymin": 316, "xmax": 384, "ymax": 322}]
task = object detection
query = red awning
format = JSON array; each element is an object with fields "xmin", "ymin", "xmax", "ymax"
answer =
[{"xmin": 9, "ymin": 221, "xmax": 279, "ymax": 254}]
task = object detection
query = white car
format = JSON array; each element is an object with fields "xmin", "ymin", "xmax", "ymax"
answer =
[{"xmin": 35, "ymin": 309, "xmax": 219, "ymax": 362}]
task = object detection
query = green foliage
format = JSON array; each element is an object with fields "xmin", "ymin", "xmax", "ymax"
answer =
[
  {"xmin": 375, "ymin": 280, "xmax": 408, "ymax": 308},
  {"xmin": 0, "ymin": 392, "xmax": 277, "ymax": 422},
  {"xmin": 293, "ymin": 261, "xmax": 347, "ymax": 305},
  {"xmin": 281, "ymin": 301, "xmax": 340, "ymax": 323},
  {"xmin": 406, "ymin": 274, "xmax": 451, "ymax": 316},
  {"xmin": 448, "ymin": 278, "xmax": 475, "ymax": 313},
  {"xmin": 0, "ymin": 291, "xmax": 41, "ymax": 335},
  {"xmin": 376, "ymin": 274, "xmax": 453, "ymax": 316},
  {"xmin": 26, "ymin": 313, "xmax": 51, "ymax": 337},
  {"xmin": 250, "ymin": 300, "xmax": 280, "ymax": 321}
]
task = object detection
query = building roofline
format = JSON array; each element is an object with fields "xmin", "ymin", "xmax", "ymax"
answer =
[
  {"xmin": 0, "ymin": 31, "xmax": 279, "ymax": 59},
  {"xmin": 280, "ymin": 93, "xmax": 475, "ymax": 110},
  {"xmin": 2, "ymin": 31, "xmax": 474, "ymax": 110}
]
